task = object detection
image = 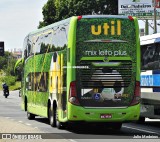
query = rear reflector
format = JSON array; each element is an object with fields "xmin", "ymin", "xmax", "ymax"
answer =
[
  {"xmin": 78, "ymin": 16, "xmax": 82, "ymax": 20},
  {"xmin": 69, "ymin": 81, "xmax": 80, "ymax": 106},
  {"xmin": 128, "ymin": 16, "xmax": 134, "ymax": 21},
  {"xmin": 130, "ymin": 81, "xmax": 141, "ymax": 106}
]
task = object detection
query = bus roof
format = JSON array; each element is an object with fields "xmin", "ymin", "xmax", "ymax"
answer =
[
  {"xmin": 28, "ymin": 17, "xmax": 71, "ymax": 36},
  {"xmin": 27, "ymin": 15, "xmax": 136, "ymax": 37},
  {"xmin": 81, "ymin": 15, "xmax": 133, "ymax": 19},
  {"xmin": 140, "ymin": 33, "xmax": 160, "ymax": 45}
]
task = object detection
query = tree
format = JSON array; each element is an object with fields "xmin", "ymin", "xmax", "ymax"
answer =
[
  {"xmin": 0, "ymin": 52, "xmax": 11, "ymax": 70},
  {"xmin": 0, "ymin": 51, "xmax": 17, "ymax": 87},
  {"xmin": 95, "ymin": 0, "xmax": 118, "ymax": 15},
  {"xmin": 38, "ymin": 0, "xmax": 118, "ymax": 28},
  {"xmin": 67, "ymin": 0, "xmax": 118, "ymax": 16},
  {"xmin": 0, "ymin": 51, "xmax": 17, "ymax": 76},
  {"xmin": 14, "ymin": 60, "xmax": 23, "ymax": 81},
  {"xmin": 38, "ymin": 0, "xmax": 57, "ymax": 28},
  {"xmin": 0, "ymin": 57, "xmax": 6, "ymax": 69}
]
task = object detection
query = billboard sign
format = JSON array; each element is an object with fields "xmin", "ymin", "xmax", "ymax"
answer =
[
  {"xmin": 0, "ymin": 42, "xmax": 4, "ymax": 56},
  {"xmin": 118, "ymin": 0, "xmax": 160, "ymax": 19}
]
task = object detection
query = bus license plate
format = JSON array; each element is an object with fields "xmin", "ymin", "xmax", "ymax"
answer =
[{"xmin": 100, "ymin": 114, "xmax": 112, "ymax": 119}]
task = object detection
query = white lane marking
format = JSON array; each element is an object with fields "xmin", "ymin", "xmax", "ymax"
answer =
[
  {"xmin": 18, "ymin": 121, "xmax": 23, "ymax": 123},
  {"xmin": 25, "ymin": 123, "xmax": 31, "ymax": 126},
  {"xmin": 145, "ymin": 118, "xmax": 160, "ymax": 122},
  {"xmin": 123, "ymin": 125, "xmax": 160, "ymax": 135},
  {"xmin": 68, "ymin": 139, "xmax": 77, "ymax": 142}
]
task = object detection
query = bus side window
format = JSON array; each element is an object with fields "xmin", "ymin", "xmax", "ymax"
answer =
[
  {"xmin": 27, "ymin": 44, "xmax": 31, "ymax": 56},
  {"xmin": 24, "ymin": 49, "xmax": 27, "ymax": 60}
]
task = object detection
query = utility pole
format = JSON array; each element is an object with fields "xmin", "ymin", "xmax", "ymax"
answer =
[
  {"xmin": 153, "ymin": 0, "xmax": 157, "ymax": 33},
  {"xmin": 145, "ymin": 19, "xmax": 149, "ymax": 35}
]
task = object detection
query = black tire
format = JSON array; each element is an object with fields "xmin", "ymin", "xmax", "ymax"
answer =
[
  {"xmin": 55, "ymin": 109, "xmax": 65, "ymax": 129},
  {"xmin": 56, "ymin": 120, "xmax": 61, "ymax": 129},
  {"xmin": 137, "ymin": 117, "xmax": 145, "ymax": 124},
  {"xmin": 4, "ymin": 92, "xmax": 8, "ymax": 98},
  {"xmin": 27, "ymin": 112, "xmax": 35, "ymax": 120},
  {"xmin": 49, "ymin": 105, "xmax": 56, "ymax": 127}
]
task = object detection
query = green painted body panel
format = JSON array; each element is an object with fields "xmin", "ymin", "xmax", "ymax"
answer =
[
  {"xmin": 67, "ymin": 16, "xmax": 77, "ymax": 84},
  {"xmin": 133, "ymin": 17, "xmax": 141, "ymax": 81},
  {"xmin": 67, "ymin": 103, "xmax": 140, "ymax": 121},
  {"xmin": 21, "ymin": 16, "xmax": 71, "ymax": 121},
  {"xmin": 24, "ymin": 53, "xmax": 52, "ymax": 115},
  {"xmin": 66, "ymin": 16, "xmax": 140, "ymax": 121}
]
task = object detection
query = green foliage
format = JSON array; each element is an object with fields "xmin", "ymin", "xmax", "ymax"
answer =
[
  {"xmin": 0, "ymin": 52, "xmax": 21, "ymax": 90},
  {"xmin": 67, "ymin": 0, "xmax": 118, "ymax": 16},
  {"xmin": 14, "ymin": 61, "xmax": 23, "ymax": 81},
  {"xmin": 0, "ymin": 51, "xmax": 18, "ymax": 87},
  {"xmin": 0, "ymin": 80, "xmax": 21, "ymax": 91},
  {"xmin": 0, "ymin": 57, "xmax": 6, "ymax": 69},
  {"xmin": 0, "ymin": 51, "xmax": 10, "ymax": 69},
  {"xmin": 38, "ymin": 0, "xmax": 118, "ymax": 28},
  {"xmin": 38, "ymin": 0, "xmax": 57, "ymax": 28},
  {"xmin": 0, "ymin": 51, "xmax": 17, "ymax": 75},
  {"xmin": 9, "ymin": 81, "xmax": 21, "ymax": 91},
  {"xmin": 2, "ymin": 76, "xmax": 17, "ymax": 86}
]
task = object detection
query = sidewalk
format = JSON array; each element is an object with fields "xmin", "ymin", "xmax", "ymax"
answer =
[{"xmin": 0, "ymin": 117, "xmax": 68, "ymax": 142}]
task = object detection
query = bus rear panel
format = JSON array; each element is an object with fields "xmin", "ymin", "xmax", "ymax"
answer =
[{"xmin": 67, "ymin": 15, "xmax": 140, "ymax": 122}]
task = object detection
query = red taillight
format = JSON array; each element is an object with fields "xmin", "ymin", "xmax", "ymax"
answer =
[
  {"xmin": 69, "ymin": 81, "xmax": 80, "ymax": 106},
  {"xmin": 78, "ymin": 16, "xmax": 82, "ymax": 20},
  {"xmin": 128, "ymin": 16, "xmax": 134, "ymax": 21},
  {"xmin": 130, "ymin": 81, "xmax": 141, "ymax": 106}
]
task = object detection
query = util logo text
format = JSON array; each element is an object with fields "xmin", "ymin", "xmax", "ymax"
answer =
[{"xmin": 91, "ymin": 20, "xmax": 121, "ymax": 36}]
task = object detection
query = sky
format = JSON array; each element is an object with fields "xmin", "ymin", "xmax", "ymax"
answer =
[
  {"xmin": 0, "ymin": 0, "xmax": 48, "ymax": 51},
  {"xmin": 0, "ymin": 0, "xmax": 160, "ymax": 52}
]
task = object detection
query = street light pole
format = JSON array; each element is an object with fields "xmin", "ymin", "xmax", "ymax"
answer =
[{"xmin": 154, "ymin": 0, "xmax": 157, "ymax": 33}]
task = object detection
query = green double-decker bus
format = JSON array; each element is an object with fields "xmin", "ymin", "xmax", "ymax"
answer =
[{"xmin": 19, "ymin": 15, "xmax": 140, "ymax": 129}]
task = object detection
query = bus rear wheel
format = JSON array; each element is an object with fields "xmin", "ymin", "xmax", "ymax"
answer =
[
  {"xmin": 137, "ymin": 117, "xmax": 145, "ymax": 124},
  {"xmin": 55, "ymin": 109, "xmax": 65, "ymax": 129},
  {"xmin": 49, "ymin": 106, "xmax": 56, "ymax": 127}
]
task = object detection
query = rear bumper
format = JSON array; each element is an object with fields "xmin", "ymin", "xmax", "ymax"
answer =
[{"xmin": 67, "ymin": 103, "xmax": 140, "ymax": 122}]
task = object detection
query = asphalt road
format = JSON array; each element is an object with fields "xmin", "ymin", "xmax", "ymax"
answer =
[{"xmin": 0, "ymin": 90, "xmax": 160, "ymax": 142}]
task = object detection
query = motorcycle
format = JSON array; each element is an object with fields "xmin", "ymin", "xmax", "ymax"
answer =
[{"xmin": 3, "ymin": 89, "xmax": 9, "ymax": 98}]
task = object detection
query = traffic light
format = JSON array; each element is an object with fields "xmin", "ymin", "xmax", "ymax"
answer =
[{"xmin": 0, "ymin": 42, "xmax": 4, "ymax": 56}]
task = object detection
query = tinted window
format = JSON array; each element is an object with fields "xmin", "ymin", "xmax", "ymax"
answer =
[{"xmin": 141, "ymin": 43, "xmax": 160, "ymax": 70}]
